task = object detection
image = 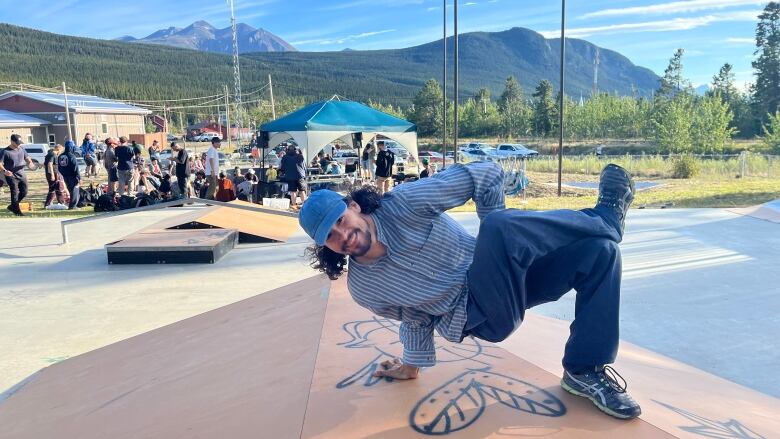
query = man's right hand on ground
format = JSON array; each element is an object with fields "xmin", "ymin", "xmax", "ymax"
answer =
[{"xmin": 372, "ymin": 358, "xmax": 420, "ymax": 380}]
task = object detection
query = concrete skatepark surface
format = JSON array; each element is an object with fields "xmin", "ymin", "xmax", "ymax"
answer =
[{"xmin": 1, "ymin": 203, "xmax": 779, "ymax": 437}]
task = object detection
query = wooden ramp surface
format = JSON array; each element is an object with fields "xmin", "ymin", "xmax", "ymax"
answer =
[
  {"xmin": 301, "ymin": 280, "xmax": 674, "ymax": 438},
  {"xmin": 2, "ymin": 276, "xmax": 778, "ymax": 438},
  {"xmin": 0, "ymin": 276, "xmax": 330, "ymax": 439},
  {"xmin": 729, "ymin": 198, "xmax": 780, "ymax": 223},
  {"xmin": 149, "ymin": 200, "xmax": 300, "ymax": 243}
]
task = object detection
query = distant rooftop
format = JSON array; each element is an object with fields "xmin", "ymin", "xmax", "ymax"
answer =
[
  {"xmin": 0, "ymin": 109, "xmax": 49, "ymax": 127},
  {"xmin": 0, "ymin": 91, "xmax": 151, "ymax": 114}
]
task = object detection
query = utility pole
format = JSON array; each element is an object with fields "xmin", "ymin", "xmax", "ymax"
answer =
[
  {"xmin": 268, "ymin": 74, "xmax": 276, "ymax": 120},
  {"xmin": 442, "ymin": 0, "xmax": 447, "ymax": 170},
  {"xmin": 62, "ymin": 82, "xmax": 74, "ymax": 142},
  {"xmin": 224, "ymin": 84, "xmax": 232, "ymax": 151},
  {"xmin": 592, "ymin": 48, "xmax": 600, "ymax": 97},
  {"xmin": 557, "ymin": 0, "xmax": 566, "ymax": 197},
  {"xmin": 227, "ymin": 0, "xmax": 243, "ymax": 141},
  {"xmin": 453, "ymin": 0, "xmax": 459, "ymax": 164}
]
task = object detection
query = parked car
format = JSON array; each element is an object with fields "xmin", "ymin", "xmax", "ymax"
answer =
[
  {"xmin": 333, "ymin": 149, "xmax": 359, "ymax": 168},
  {"xmin": 158, "ymin": 148, "xmax": 194, "ymax": 168},
  {"xmin": 166, "ymin": 133, "xmax": 180, "ymax": 141},
  {"xmin": 460, "ymin": 148, "xmax": 497, "ymax": 162},
  {"xmin": 194, "ymin": 133, "xmax": 221, "ymax": 142},
  {"xmin": 21, "ymin": 143, "xmax": 50, "ymax": 168},
  {"xmin": 464, "ymin": 142, "xmax": 491, "ymax": 150},
  {"xmin": 494, "ymin": 143, "xmax": 539, "ymax": 158}
]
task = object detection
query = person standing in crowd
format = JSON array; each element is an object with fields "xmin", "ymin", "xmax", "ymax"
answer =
[
  {"xmin": 374, "ymin": 141, "xmax": 395, "ymax": 195},
  {"xmin": 130, "ymin": 140, "xmax": 141, "ymax": 156},
  {"xmin": 58, "ymin": 140, "xmax": 81, "ymax": 210},
  {"xmin": 250, "ymin": 137, "xmax": 260, "ymax": 167},
  {"xmin": 172, "ymin": 142, "xmax": 191, "ymax": 198},
  {"xmin": 115, "ymin": 136, "xmax": 134, "ymax": 196},
  {"xmin": 0, "ymin": 134, "xmax": 35, "ymax": 216},
  {"xmin": 361, "ymin": 142, "xmax": 375, "ymax": 181},
  {"xmin": 205, "ymin": 137, "xmax": 221, "ymax": 200},
  {"xmin": 148, "ymin": 140, "xmax": 161, "ymax": 166},
  {"xmin": 420, "ymin": 158, "xmax": 436, "ymax": 178},
  {"xmin": 215, "ymin": 172, "xmax": 236, "ymax": 202},
  {"xmin": 103, "ymin": 138, "xmax": 118, "ymax": 194},
  {"xmin": 131, "ymin": 147, "xmax": 148, "ymax": 194},
  {"xmin": 44, "ymin": 144, "xmax": 65, "ymax": 207},
  {"xmin": 280, "ymin": 145, "xmax": 307, "ymax": 206},
  {"xmin": 80, "ymin": 133, "xmax": 97, "ymax": 177}
]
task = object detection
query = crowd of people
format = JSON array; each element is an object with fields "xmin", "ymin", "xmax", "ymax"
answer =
[{"xmin": 2, "ymin": 132, "xmax": 438, "ymax": 215}]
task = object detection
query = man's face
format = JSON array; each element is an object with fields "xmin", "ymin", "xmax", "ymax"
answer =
[
  {"xmin": 213, "ymin": 141, "xmax": 221, "ymax": 149},
  {"xmin": 324, "ymin": 201, "xmax": 372, "ymax": 257}
]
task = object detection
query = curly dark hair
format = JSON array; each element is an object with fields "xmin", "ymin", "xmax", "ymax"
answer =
[{"xmin": 306, "ymin": 185, "xmax": 382, "ymax": 280}]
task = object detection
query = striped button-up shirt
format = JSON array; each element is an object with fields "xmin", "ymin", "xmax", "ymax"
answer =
[{"xmin": 347, "ymin": 161, "xmax": 505, "ymax": 367}]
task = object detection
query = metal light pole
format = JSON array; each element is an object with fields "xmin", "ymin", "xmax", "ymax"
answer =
[
  {"xmin": 557, "ymin": 0, "xmax": 566, "ymax": 197},
  {"xmin": 442, "ymin": 0, "xmax": 447, "ymax": 170},
  {"xmin": 453, "ymin": 0, "xmax": 459, "ymax": 164}
]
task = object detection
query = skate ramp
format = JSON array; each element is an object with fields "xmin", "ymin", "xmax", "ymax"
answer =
[
  {"xmin": 105, "ymin": 228, "xmax": 238, "ymax": 264},
  {"xmin": 150, "ymin": 199, "xmax": 300, "ymax": 243},
  {"xmin": 729, "ymin": 198, "xmax": 780, "ymax": 223},
  {"xmin": 2, "ymin": 276, "xmax": 778, "ymax": 438}
]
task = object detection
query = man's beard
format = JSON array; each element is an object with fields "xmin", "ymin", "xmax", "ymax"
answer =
[{"xmin": 344, "ymin": 228, "xmax": 372, "ymax": 257}]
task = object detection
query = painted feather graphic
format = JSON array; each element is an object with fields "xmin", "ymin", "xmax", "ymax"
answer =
[{"xmin": 410, "ymin": 367, "xmax": 566, "ymax": 435}]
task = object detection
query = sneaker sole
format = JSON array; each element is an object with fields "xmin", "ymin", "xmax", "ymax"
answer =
[{"xmin": 560, "ymin": 379, "xmax": 640, "ymax": 420}]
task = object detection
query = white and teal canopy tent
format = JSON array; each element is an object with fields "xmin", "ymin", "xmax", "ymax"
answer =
[{"xmin": 260, "ymin": 98, "xmax": 418, "ymax": 163}]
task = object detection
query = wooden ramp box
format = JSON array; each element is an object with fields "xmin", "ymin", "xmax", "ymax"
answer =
[{"xmin": 106, "ymin": 229, "xmax": 238, "ymax": 265}]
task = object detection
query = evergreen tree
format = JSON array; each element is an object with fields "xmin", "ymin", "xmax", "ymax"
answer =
[
  {"xmin": 497, "ymin": 76, "xmax": 529, "ymax": 137},
  {"xmin": 761, "ymin": 109, "xmax": 780, "ymax": 153},
  {"xmin": 532, "ymin": 80, "xmax": 555, "ymax": 136},
  {"xmin": 410, "ymin": 79, "xmax": 444, "ymax": 137},
  {"xmin": 752, "ymin": 2, "xmax": 780, "ymax": 125},
  {"xmin": 708, "ymin": 63, "xmax": 754, "ymax": 138},
  {"xmin": 710, "ymin": 63, "xmax": 738, "ymax": 103},
  {"xmin": 657, "ymin": 49, "xmax": 689, "ymax": 99}
]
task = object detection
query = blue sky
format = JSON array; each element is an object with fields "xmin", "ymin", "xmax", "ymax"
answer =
[{"xmin": 2, "ymin": 0, "xmax": 765, "ymax": 88}]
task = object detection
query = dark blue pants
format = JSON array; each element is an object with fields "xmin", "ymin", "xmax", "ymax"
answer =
[
  {"xmin": 464, "ymin": 207, "xmax": 623, "ymax": 373},
  {"xmin": 64, "ymin": 176, "xmax": 80, "ymax": 209}
]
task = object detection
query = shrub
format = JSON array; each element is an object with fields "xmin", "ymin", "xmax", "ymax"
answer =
[{"xmin": 671, "ymin": 154, "xmax": 700, "ymax": 179}]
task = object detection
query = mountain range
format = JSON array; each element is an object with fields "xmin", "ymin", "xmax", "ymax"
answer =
[
  {"xmin": 116, "ymin": 21, "xmax": 296, "ymax": 54},
  {"xmin": 0, "ymin": 23, "xmax": 660, "ymax": 106}
]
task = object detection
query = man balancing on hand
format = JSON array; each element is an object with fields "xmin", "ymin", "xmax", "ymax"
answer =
[{"xmin": 299, "ymin": 161, "xmax": 641, "ymax": 420}]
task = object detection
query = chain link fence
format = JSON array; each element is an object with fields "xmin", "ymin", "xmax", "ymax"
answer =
[{"xmin": 525, "ymin": 153, "xmax": 780, "ymax": 179}]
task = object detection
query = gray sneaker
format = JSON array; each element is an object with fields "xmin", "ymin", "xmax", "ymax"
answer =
[
  {"xmin": 561, "ymin": 366, "xmax": 642, "ymax": 419},
  {"xmin": 597, "ymin": 164, "xmax": 635, "ymax": 233}
]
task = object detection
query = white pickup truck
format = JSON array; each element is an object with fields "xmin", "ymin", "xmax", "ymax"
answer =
[{"xmin": 493, "ymin": 143, "xmax": 539, "ymax": 158}]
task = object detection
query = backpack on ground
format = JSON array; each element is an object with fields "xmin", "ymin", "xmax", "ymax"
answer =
[
  {"xmin": 94, "ymin": 194, "xmax": 118, "ymax": 212},
  {"xmin": 134, "ymin": 193, "xmax": 156, "ymax": 208},
  {"xmin": 118, "ymin": 195, "xmax": 135, "ymax": 210}
]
